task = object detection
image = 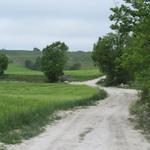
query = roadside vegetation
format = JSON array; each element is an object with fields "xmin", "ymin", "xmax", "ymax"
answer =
[
  {"xmin": 92, "ymin": 0, "xmax": 150, "ymax": 135},
  {"xmin": 0, "ymin": 81, "xmax": 106, "ymax": 144}
]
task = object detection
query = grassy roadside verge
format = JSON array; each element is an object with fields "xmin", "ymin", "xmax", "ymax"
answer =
[
  {"xmin": 0, "ymin": 81, "xmax": 107, "ymax": 144},
  {"xmin": 130, "ymin": 100, "xmax": 150, "ymax": 139}
]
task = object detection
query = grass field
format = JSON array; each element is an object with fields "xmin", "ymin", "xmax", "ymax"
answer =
[
  {"xmin": 6, "ymin": 64, "xmax": 42, "ymax": 75},
  {"xmin": 0, "ymin": 81, "xmax": 106, "ymax": 144},
  {"xmin": 5, "ymin": 63, "xmax": 101, "ymax": 81},
  {"xmin": 65, "ymin": 69, "xmax": 102, "ymax": 81}
]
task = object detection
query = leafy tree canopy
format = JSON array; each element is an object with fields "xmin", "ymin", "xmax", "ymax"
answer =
[{"xmin": 41, "ymin": 41, "xmax": 68, "ymax": 82}]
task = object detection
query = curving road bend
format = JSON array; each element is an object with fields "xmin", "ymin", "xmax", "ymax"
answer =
[{"xmin": 8, "ymin": 77, "xmax": 150, "ymax": 150}]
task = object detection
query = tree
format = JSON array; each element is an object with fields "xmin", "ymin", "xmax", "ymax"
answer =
[
  {"xmin": 92, "ymin": 33, "xmax": 132, "ymax": 85},
  {"xmin": 0, "ymin": 52, "xmax": 8, "ymax": 76},
  {"xmin": 110, "ymin": 0, "xmax": 150, "ymax": 81},
  {"xmin": 33, "ymin": 47, "xmax": 41, "ymax": 52},
  {"xmin": 109, "ymin": 0, "xmax": 150, "ymax": 130},
  {"xmin": 41, "ymin": 42, "xmax": 68, "ymax": 82}
]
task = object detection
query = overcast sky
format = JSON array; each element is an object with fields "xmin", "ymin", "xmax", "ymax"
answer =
[{"xmin": 0, "ymin": 0, "xmax": 121, "ymax": 51}]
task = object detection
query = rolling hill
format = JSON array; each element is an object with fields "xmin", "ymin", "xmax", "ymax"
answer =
[{"xmin": 3, "ymin": 50, "xmax": 95, "ymax": 69}]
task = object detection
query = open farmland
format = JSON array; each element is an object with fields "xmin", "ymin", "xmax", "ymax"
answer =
[
  {"xmin": 6, "ymin": 64, "xmax": 42, "ymax": 75},
  {"xmin": 65, "ymin": 69, "xmax": 102, "ymax": 81},
  {"xmin": 5, "ymin": 63, "xmax": 101, "ymax": 82},
  {"xmin": 0, "ymin": 81, "xmax": 106, "ymax": 144}
]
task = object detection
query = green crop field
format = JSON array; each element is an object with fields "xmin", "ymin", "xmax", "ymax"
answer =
[
  {"xmin": 5, "ymin": 63, "xmax": 43, "ymax": 75},
  {"xmin": 0, "ymin": 81, "xmax": 106, "ymax": 144},
  {"xmin": 6, "ymin": 64, "xmax": 42, "ymax": 75},
  {"xmin": 5, "ymin": 63, "xmax": 101, "ymax": 82},
  {"xmin": 0, "ymin": 51, "xmax": 105, "ymax": 145},
  {"xmin": 65, "ymin": 69, "xmax": 102, "ymax": 81}
]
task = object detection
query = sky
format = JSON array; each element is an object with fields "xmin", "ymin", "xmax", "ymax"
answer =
[{"xmin": 0, "ymin": 0, "xmax": 121, "ymax": 51}]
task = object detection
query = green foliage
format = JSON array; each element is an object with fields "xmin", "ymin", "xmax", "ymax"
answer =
[
  {"xmin": 110, "ymin": 0, "xmax": 150, "ymax": 134},
  {"xmin": 25, "ymin": 60, "xmax": 34, "ymax": 70},
  {"xmin": 33, "ymin": 47, "xmax": 40, "ymax": 52},
  {"xmin": 34, "ymin": 56, "xmax": 42, "ymax": 71},
  {"xmin": 0, "ymin": 81, "xmax": 106, "ymax": 143},
  {"xmin": 0, "ymin": 52, "xmax": 8, "ymax": 76},
  {"xmin": 25, "ymin": 57, "xmax": 42, "ymax": 71},
  {"xmin": 92, "ymin": 33, "xmax": 131, "ymax": 85},
  {"xmin": 41, "ymin": 42, "xmax": 68, "ymax": 82}
]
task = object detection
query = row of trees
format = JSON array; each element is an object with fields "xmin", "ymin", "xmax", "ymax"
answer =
[{"xmin": 92, "ymin": 0, "xmax": 150, "ymax": 130}]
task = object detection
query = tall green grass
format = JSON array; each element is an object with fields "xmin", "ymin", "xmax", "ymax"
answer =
[{"xmin": 0, "ymin": 81, "xmax": 106, "ymax": 144}]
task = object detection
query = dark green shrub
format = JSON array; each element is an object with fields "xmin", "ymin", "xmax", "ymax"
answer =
[{"xmin": 0, "ymin": 52, "xmax": 8, "ymax": 76}]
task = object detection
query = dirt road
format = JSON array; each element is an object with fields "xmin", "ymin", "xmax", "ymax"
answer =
[{"xmin": 8, "ymin": 77, "xmax": 150, "ymax": 150}]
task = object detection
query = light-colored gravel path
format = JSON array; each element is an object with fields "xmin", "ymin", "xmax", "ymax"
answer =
[{"xmin": 8, "ymin": 77, "xmax": 150, "ymax": 150}]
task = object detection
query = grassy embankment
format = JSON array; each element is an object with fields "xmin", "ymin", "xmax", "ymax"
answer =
[
  {"xmin": 130, "ymin": 88, "xmax": 150, "ymax": 138},
  {"xmin": 0, "ymin": 81, "xmax": 106, "ymax": 144}
]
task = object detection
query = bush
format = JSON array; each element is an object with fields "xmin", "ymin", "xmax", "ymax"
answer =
[
  {"xmin": 69, "ymin": 63, "xmax": 81, "ymax": 70},
  {"xmin": 25, "ymin": 60, "xmax": 34, "ymax": 70},
  {"xmin": 25, "ymin": 57, "xmax": 42, "ymax": 71},
  {"xmin": 0, "ymin": 52, "xmax": 8, "ymax": 76}
]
